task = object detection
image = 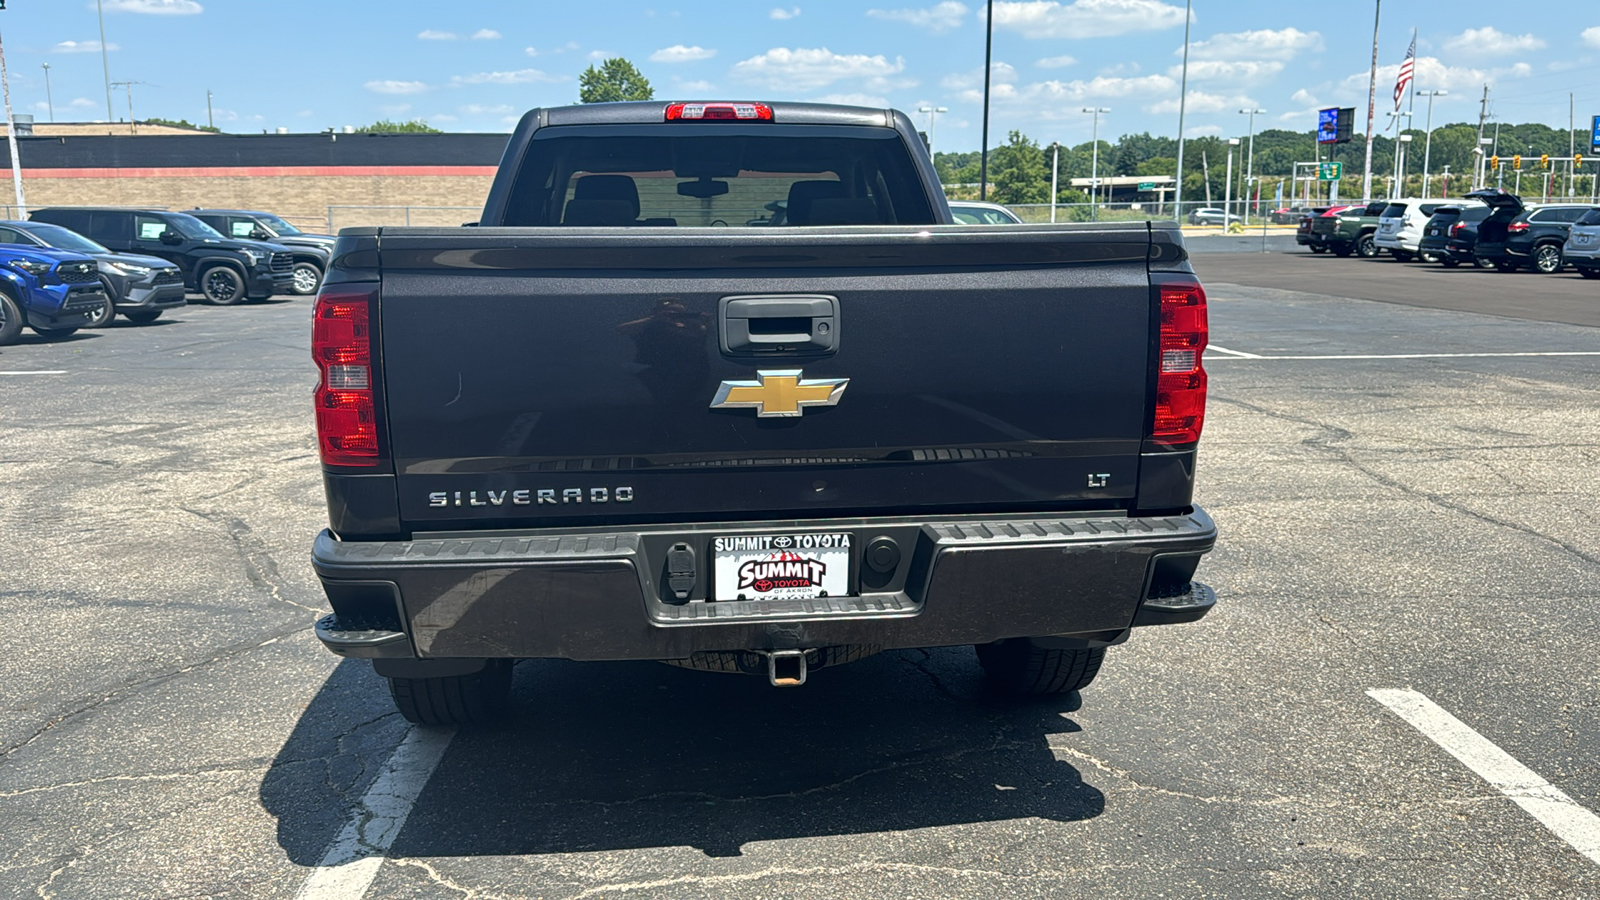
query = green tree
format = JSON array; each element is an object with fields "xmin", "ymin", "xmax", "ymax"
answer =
[
  {"xmin": 579, "ymin": 58, "xmax": 654, "ymax": 103},
  {"xmin": 988, "ymin": 131, "xmax": 1049, "ymax": 204},
  {"xmin": 355, "ymin": 119, "xmax": 442, "ymax": 133},
  {"xmin": 140, "ymin": 116, "xmax": 220, "ymax": 133}
]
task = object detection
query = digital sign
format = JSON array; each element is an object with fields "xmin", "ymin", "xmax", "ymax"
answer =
[
  {"xmin": 1592, "ymin": 115, "xmax": 1600, "ymax": 154},
  {"xmin": 1318, "ymin": 107, "xmax": 1355, "ymax": 145}
]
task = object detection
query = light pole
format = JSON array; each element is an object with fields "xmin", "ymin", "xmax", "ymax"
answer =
[
  {"xmin": 96, "ymin": 0, "xmax": 113, "ymax": 123},
  {"xmin": 1224, "ymin": 138, "xmax": 1239, "ymax": 228},
  {"xmin": 1049, "ymin": 141, "xmax": 1060, "ymax": 223},
  {"xmin": 1475, "ymin": 137, "xmax": 1492, "ymax": 190},
  {"xmin": 0, "ymin": 12, "xmax": 24, "ymax": 216},
  {"xmin": 207, "ymin": 90, "xmax": 214, "ymax": 130},
  {"xmin": 1416, "ymin": 88, "xmax": 1445, "ymax": 196},
  {"xmin": 1238, "ymin": 107, "xmax": 1264, "ymax": 224},
  {"xmin": 1386, "ymin": 110, "xmax": 1411, "ymax": 198},
  {"xmin": 1172, "ymin": 0, "xmax": 1193, "ymax": 218},
  {"xmin": 41, "ymin": 63, "xmax": 53, "ymax": 122},
  {"xmin": 1083, "ymin": 106, "xmax": 1109, "ymax": 221},
  {"xmin": 979, "ymin": 0, "xmax": 993, "ymax": 201},
  {"xmin": 1397, "ymin": 133, "xmax": 1413, "ymax": 197},
  {"xmin": 1440, "ymin": 164, "xmax": 1450, "ymax": 198},
  {"xmin": 917, "ymin": 105, "xmax": 946, "ymax": 155}
]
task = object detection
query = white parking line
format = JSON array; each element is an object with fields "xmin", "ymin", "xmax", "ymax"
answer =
[
  {"xmin": 0, "ymin": 370, "xmax": 67, "ymax": 375},
  {"xmin": 294, "ymin": 726, "xmax": 456, "ymax": 900},
  {"xmin": 1205, "ymin": 351, "xmax": 1600, "ymax": 361},
  {"xmin": 1368, "ymin": 689, "xmax": 1600, "ymax": 867}
]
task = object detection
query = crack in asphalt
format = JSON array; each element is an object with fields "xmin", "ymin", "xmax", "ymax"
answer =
[
  {"xmin": 1048, "ymin": 744, "xmax": 1299, "ymax": 807},
  {"xmin": 179, "ymin": 507, "xmax": 323, "ymax": 615}
]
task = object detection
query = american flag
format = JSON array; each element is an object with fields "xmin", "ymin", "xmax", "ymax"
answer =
[{"xmin": 1393, "ymin": 36, "xmax": 1416, "ymax": 110}]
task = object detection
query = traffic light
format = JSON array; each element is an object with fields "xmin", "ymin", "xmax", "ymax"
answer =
[
  {"xmin": 1577, "ymin": 154, "xmax": 1586, "ymax": 167},
  {"xmin": 1542, "ymin": 154, "xmax": 1550, "ymax": 169},
  {"xmin": 1489, "ymin": 155, "xmax": 1499, "ymax": 169},
  {"xmin": 1513, "ymin": 154, "xmax": 1522, "ymax": 170}
]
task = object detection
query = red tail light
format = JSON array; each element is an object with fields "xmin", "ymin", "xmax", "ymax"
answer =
[
  {"xmin": 1152, "ymin": 281, "xmax": 1208, "ymax": 447},
  {"xmin": 312, "ymin": 287, "xmax": 380, "ymax": 466},
  {"xmin": 665, "ymin": 102, "xmax": 774, "ymax": 121},
  {"xmin": 1449, "ymin": 222, "xmax": 1464, "ymax": 237},
  {"xmin": 1508, "ymin": 220, "xmax": 1530, "ymax": 234}
]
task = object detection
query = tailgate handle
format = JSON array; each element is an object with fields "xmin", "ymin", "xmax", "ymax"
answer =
[{"xmin": 719, "ymin": 295, "xmax": 838, "ymax": 357}]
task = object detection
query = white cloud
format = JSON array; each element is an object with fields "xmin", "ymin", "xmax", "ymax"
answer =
[
  {"xmin": 379, "ymin": 104, "xmax": 413, "ymax": 116},
  {"xmin": 101, "ymin": 0, "xmax": 202, "ymax": 13},
  {"xmin": 1171, "ymin": 60, "xmax": 1285, "ymax": 82},
  {"xmin": 650, "ymin": 45, "xmax": 716, "ymax": 63},
  {"xmin": 525, "ymin": 46, "xmax": 539, "ymax": 57},
  {"xmin": 866, "ymin": 2, "xmax": 968, "ymax": 34},
  {"xmin": 770, "ymin": 6, "xmax": 801, "ymax": 18},
  {"xmin": 428, "ymin": 113, "xmax": 460, "ymax": 123},
  {"xmin": 418, "ymin": 29, "xmax": 457, "ymax": 40},
  {"xmin": 812, "ymin": 92, "xmax": 891, "ymax": 107},
  {"xmin": 1185, "ymin": 124, "xmax": 1221, "ymax": 137},
  {"xmin": 941, "ymin": 62, "xmax": 1017, "ymax": 91},
  {"xmin": 588, "ymin": 50, "xmax": 616, "ymax": 60},
  {"xmin": 472, "ymin": 29, "xmax": 502, "ymax": 40},
  {"xmin": 450, "ymin": 68, "xmax": 563, "ymax": 85},
  {"xmin": 993, "ymin": 0, "xmax": 1187, "ymax": 39},
  {"xmin": 35, "ymin": 97, "xmax": 98, "ymax": 115},
  {"xmin": 459, "ymin": 103, "xmax": 515, "ymax": 115},
  {"xmin": 1339, "ymin": 56, "xmax": 1525, "ymax": 95},
  {"xmin": 959, "ymin": 73, "xmax": 1178, "ymax": 114},
  {"xmin": 1584, "ymin": 27, "xmax": 1600, "ymax": 49},
  {"xmin": 675, "ymin": 79, "xmax": 717, "ymax": 93},
  {"xmin": 1036, "ymin": 55, "xmax": 1077, "ymax": 68},
  {"xmin": 1185, "ymin": 28, "xmax": 1323, "ymax": 61},
  {"xmin": 1147, "ymin": 89, "xmax": 1258, "ymax": 115},
  {"xmin": 1444, "ymin": 27, "xmax": 1545, "ymax": 56},
  {"xmin": 732, "ymin": 47, "xmax": 906, "ymax": 91},
  {"xmin": 365, "ymin": 80, "xmax": 429, "ymax": 94},
  {"xmin": 53, "ymin": 40, "xmax": 118, "ymax": 53}
]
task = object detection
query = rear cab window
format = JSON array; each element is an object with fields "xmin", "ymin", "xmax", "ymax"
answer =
[{"xmin": 503, "ymin": 125, "xmax": 937, "ymax": 227}]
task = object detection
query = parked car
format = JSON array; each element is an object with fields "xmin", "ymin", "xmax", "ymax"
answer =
[
  {"xmin": 1271, "ymin": 205, "xmax": 1316, "ymax": 224},
  {"xmin": 187, "ymin": 209, "xmax": 333, "ymax": 295},
  {"xmin": 1468, "ymin": 191, "xmax": 1597, "ymax": 273},
  {"xmin": 1296, "ymin": 205, "xmax": 1347, "ymax": 252},
  {"xmin": 1562, "ymin": 207, "xmax": 1600, "ymax": 279},
  {"xmin": 0, "ymin": 220, "xmax": 185, "ymax": 326},
  {"xmin": 307, "ymin": 100, "xmax": 1217, "ymax": 725},
  {"xmin": 1313, "ymin": 201, "xmax": 1388, "ymax": 257},
  {"xmin": 30, "ymin": 208, "xmax": 296, "ymax": 304},
  {"xmin": 0, "ymin": 246, "xmax": 110, "ymax": 345},
  {"xmin": 948, "ymin": 201, "xmax": 1024, "ymax": 225},
  {"xmin": 1444, "ymin": 205, "xmax": 1495, "ymax": 268},
  {"xmin": 1188, "ymin": 208, "xmax": 1242, "ymax": 226},
  {"xmin": 1421, "ymin": 206, "xmax": 1489, "ymax": 268},
  {"xmin": 1375, "ymin": 198, "xmax": 1477, "ymax": 262}
]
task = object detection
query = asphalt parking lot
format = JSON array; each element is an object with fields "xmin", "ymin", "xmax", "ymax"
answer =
[{"xmin": 2, "ymin": 252, "xmax": 1599, "ymax": 898}]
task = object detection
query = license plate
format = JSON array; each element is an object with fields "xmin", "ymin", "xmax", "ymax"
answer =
[
  {"xmin": 1577, "ymin": 234, "xmax": 1593, "ymax": 244},
  {"xmin": 712, "ymin": 533, "xmax": 852, "ymax": 601}
]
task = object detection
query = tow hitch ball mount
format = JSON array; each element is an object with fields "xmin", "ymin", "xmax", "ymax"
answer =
[{"xmin": 765, "ymin": 649, "xmax": 808, "ymax": 687}]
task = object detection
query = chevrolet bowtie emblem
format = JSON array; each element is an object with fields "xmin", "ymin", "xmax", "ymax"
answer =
[{"xmin": 710, "ymin": 369, "xmax": 849, "ymax": 418}]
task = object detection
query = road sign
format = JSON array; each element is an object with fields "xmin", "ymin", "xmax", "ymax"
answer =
[
  {"xmin": 1592, "ymin": 115, "xmax": 1600, "ymax": 153},
  {"xmin": 1317, "ymin": 162, "xmax": 1343, "ymax": 181},
  {"xmin": 1137, "ymin": 181, "xmax": 1157, "ymax": 191}
]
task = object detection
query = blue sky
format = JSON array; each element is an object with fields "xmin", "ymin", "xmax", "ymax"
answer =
[{"xmin": 7, "ymin": 0, "xmax": 1600, "ymax": 151}]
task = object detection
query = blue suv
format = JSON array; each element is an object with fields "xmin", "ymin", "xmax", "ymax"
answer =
[{"xmin": 0, "ymin": 246, "xmax": 111, "ymax": 345}]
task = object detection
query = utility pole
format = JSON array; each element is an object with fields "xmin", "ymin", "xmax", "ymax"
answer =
[
  {"xmin": 1083, "ymin": 107, "xmax": 1109, "ymax": 221},
  {"xmin": 1417, "ymin": 89, "xmax": 1445, "ymax": 196},
  {"xmin": 96, "ymin": 0, "xmax": 114, "ymax": 123},
  {"xmin": 0, "ymin": 15, "xmax": 26, "ymax": 216},
  {"xmin": 111, "ymin": 80, "xmax": 140, "ymax": 134},
  {"xmin": 1569, "ymin": 93, "xmax": 1576, "ymax": 197},
  {"xmin": 1172, "ymin": 0, "xmax": 1193, "ymax": 218},
  {"xmin": 1224, "ymin": 139, "xmax": 1239, "ymax": 227},
  {"xmin": 1239, "ymin": 107, "xmax": 1264, "ymax": 224},
  {"xmin": 1475, "ymin": 84, "xmax": 1489, "ymax": 189},
  {"xmin": 1049, "ymin": 141, "xmax": 1060, "ymax": 223},
  {"xmin": 207, "ymin": 90, "xmax": 214, "ymax": 130},
  {"xmin": 978, "ymin": 0, "xmax": 993, "ymax": 201},
  {"xmin": 1362, "ymin": 0, "xmax": 1381, "ymax": 200},
  {"xmin": 40, "ymin": 63, "xmax": 52, "ymax": 122}
]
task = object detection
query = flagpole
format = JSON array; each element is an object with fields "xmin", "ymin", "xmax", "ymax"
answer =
[{"xmin": 1362, "ymin": 0, "xmax": 1381, "ymax": 200}]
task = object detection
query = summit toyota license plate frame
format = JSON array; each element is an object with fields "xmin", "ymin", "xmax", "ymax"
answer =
[{"xmin": 712, "ymin": 532, "xmax": 853, "ymax": 602}]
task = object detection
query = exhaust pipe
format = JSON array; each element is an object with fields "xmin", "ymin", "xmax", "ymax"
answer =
[{"xmin": 765, "ymin": 649, "xmax": 808, "ymax": 687}]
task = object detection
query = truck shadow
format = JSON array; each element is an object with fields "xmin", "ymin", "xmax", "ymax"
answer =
[{"xmin": 262, "ymin": 649, "xmax": 1105, "ymax": 862}]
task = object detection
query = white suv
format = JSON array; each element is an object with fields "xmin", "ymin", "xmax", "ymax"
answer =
[{"xmin": 1375, "ymin": 198, "xmax": 1482, "ymax": 262}]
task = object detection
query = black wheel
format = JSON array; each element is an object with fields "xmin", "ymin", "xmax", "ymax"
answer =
[
  {"xmin": 975, "ymin": 640, "xmax": 1106, "ymax": 696},
  {"xmin": 1532, "ymin": 244, "xmax": 1564, "ymax": 274},
  {"xmin": 1475, "ymin": 256, "xmax": 1494, "ymax": 269},
  {"xmin": 200, "ymin": 265, "xmax": 247, "ymax": 305},
  {"xmin": 1309, "ymin": 245, "xmax": 1327, "ymax": 253},
  {"xmin": 1355, "ymin": 234, "xmax": 1379, "ymax": 258},
  {"xmin": 1439, "ymin": 257, "xmax": 1461, "ymax": 268},
  {"xmin": 125, "ymin": 309, "xmax": 163, "ymax": 324},
  {"xmin": 31, "ymin": 325, "xmax": 78, "ymax": 340},
  {"xmin": 85, "ymin": 277, "xmax": 118, "ymax": 327},
  {"xmin": 387, "ymin": 660, "xmax": 512, "ymax": 725},
  {"xmin": 289, "ymin": 261, "xmax": 323, "ymax": 295},
  {"xmin": 1579, "ymin": 267, "xmax": 1600, "ymax": 280},
  {"xmin": 1493, "ymin": 259, "xmax": 1521, "ymax": 273},
  {"xmin": 1419, "ymin": 251, "xmax": 1439, "ymax": 263},
  {"xmin": 0, "ymin": 289, "xmax": 22, "ymax": 345},
  {"xmin": 1389, "ymin": 250, "xmax": 1413, "ymax": 262}
]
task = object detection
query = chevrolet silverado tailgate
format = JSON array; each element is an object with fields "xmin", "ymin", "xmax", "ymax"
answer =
[{"xmin": 374, "ymin": 225, "xmax": 1161, "ymax": 529}]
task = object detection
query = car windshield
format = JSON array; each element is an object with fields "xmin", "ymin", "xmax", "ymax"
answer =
[
  {"xmin": 22, "ymin": 223, "xmax": 109, "ymax": 254},
  {"xmin": 168, "ymin": 213, "xmax": 226, "ymax": 240},
  {"xmin": 256, "ymin": 214, "xmax": 302, "ymax": 235}
]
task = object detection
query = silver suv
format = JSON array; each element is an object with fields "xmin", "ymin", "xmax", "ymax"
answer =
[{"xmin": 1564, "ymin": 207, "xmax": 1600, "ymax": 279}]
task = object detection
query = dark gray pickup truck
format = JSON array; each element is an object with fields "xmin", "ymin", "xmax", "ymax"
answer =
[{"xmin": 308, "ymin": 100, "xmax": 1217, "ymax": 725}]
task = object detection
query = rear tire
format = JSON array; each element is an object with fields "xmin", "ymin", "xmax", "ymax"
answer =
[
  {"xmin": 1533, "ymin": 244, "xmax": 1564, "ymax": 274},
  {"xmin": 125, "ymin": 309, "xmax": 163, "ymax": 324},
  {"xmin": 31, "ymin": 325, "xmax": 78, "ymax": 340},
  {"xmin": 1391, "ymin": 250, "xmax": 1414, "ymax": 262},
  {"xmin": 200, "ymin": 265, "xmax": 247, "ymax": 305},
  {"xmin": 1355, "ymin": 234, "xmax": 1379, "ymax": 258},
  {"xmin": 1493, "ymin": 259, "xmax": 1521, "ymax": 273},
  {"xmin": 387, "ymin": 660, "xmax": 512, "ymax": 726},
  {"xmin": 290, "ymin": 261, "xmax": 323, "ymax": 296},
  {"xmin": 1309, "ymin": 245, "xmax": 1327, "ymax": 253},
  {"xmin": 0, "ymin": 290, "xmax": 23, "ymax": 345},
  {"xmin": 1439, "ymin": 257, "xmax": 1461, "ymax": 268},
  {"xmin": 1331, "ymin": 245, "xmax": 1353, "ymax": 258},
  {"xmin": 86, "ymin": 277, "xmax": 117, "ymax": 328},
  {"xmin": 976, "ymin": 640, "xmax": 1105, "ymax": 696}
]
